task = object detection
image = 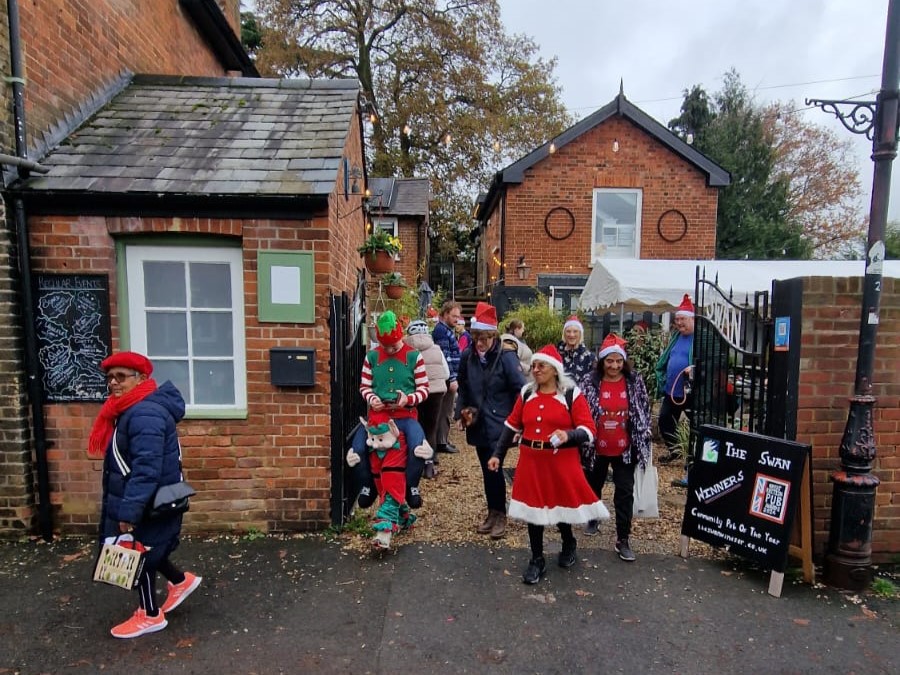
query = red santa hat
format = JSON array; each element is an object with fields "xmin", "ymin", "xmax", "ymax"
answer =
[
  {"xmin": 470, "ymin": 301, "xmax": 498, "ymax": 331},
  {"xmin": 426, "ymin": 306, "xmax": 439, "ymax": 320},
  {"xmin": 675, "ymin": 294, "xmax": 695, "ymax": 317},
  {"xmin": 101, "ymin": 351, "xmax": 153, "ymax": 376},
  {"xmin": 563, "ymin": 315, "xmax": 583, "ymax": 335},
  {"xmin": 375, "ymin": 310, "xmax": 405, "ymax": 344},
  {"xmin": 530, "ymin": 344, "xmax": 566, "ymax": 380},
  {"xmin": 598, "ymin": 333, "xmax": 627, "ymax": 360}
]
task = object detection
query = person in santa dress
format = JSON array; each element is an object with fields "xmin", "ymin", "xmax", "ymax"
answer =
[{"xmin": 487, "ymin": 345, "xmax": 609, "ymax": 584}]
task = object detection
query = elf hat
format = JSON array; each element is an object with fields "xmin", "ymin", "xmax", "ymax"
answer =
[
  {"xmin": 375, "ymin": 310, "xmax": 405, "ymax": 344},
  {"xmin": 101, "ymin": 351, "xmax": 153, "ymax": 376},
  {"xmin": 530, "ymin": 344, "xmax": 566, "ymax": 380},
  {"xmin": 675, "ymin": 294, "xmax": 695, "ymax": 317},
  {"xmin": 470, "ymin": 301, "xmax": 498, "ymax": 331},
  {"xmin": 598, "ymin": 333, "xmax": 627, "ymax": 360},
  {"xmin": 563, "ymin": 315, "xmax": 583, "ymax": 335}
]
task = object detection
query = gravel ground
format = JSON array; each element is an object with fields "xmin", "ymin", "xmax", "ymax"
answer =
[{"xmin": 345, "ymin": 427, "xmax": 726, "ymax": 561}]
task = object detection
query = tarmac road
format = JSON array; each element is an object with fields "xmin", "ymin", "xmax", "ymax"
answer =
[{"xmin": 0, "ymin": 535, "xmax": 897, "ymax": 674}]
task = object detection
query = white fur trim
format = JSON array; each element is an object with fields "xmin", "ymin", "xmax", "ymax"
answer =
[
  {"xmin": 598, "ymin": 345, "xmax": 627, "ymax": 360},
  {"xmin": 470, "ymin": 320, "xmax": 497, "ymax": 331},
  {"xmin": 563, "ymin": 318, "xmax": 583, "ymax": 333},
  {"xmin": 508, "ymin": 499, "xmax": 610, "ymax": 526},
  {"xmin": 530, "ymin": 352, "xmax": 565, "ymax": 379}
]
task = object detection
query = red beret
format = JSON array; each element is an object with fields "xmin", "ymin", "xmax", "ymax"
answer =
[{"xmin": 101, "ymin": 351, "xmax": 153, "ymax": 376}]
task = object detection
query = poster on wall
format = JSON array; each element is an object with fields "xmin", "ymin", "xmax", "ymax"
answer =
[
  {"xmin": 33, "ymin": 273, "xmax": 111, "ymax": 401},
  {"xmin": 681, "ymin": 425, "xmax": 811, "ymax": 573}
]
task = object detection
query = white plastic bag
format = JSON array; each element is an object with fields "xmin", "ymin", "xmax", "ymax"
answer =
[{"xmin": 633, "ymin": 454, "xmax": 659, "ymax": 519}]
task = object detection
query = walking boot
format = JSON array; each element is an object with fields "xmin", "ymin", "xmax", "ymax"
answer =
[
  {"xmin": 615, "ymin": 538, "xmax": 636, "ymax": 562},
  {"xmin": 489, "ymin": 512, "xmax": 507, "ymax": 539},
  {"xmin": 522, "ymin": 556, "xmax": 546, "ymax": 585},
  {"xmin": 558, "ymin": 539, "xmax": 577, "ymax": 568},
  {"xmin": 476, "ymin": 510, "xmax": 497, "ymax": 535}
]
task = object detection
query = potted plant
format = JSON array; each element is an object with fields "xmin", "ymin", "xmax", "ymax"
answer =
[
  {"xmin": 358, "ymin": 228, "xmax": 402, "ymax": 274},
  {"xmin": 381, "ymin": 271, "xmax": 407, "ymax": 299}
]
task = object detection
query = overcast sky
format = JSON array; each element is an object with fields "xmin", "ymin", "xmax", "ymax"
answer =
[{"xmin": 498, "ymin": 0, "xmax": 899, "ymax": 221}]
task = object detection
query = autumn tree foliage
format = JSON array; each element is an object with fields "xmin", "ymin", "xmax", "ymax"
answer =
[
  {"xmin": 670, "ymin": 71, "xmax": 866, "ymax": 259},
  {"xmin": 764, "ymin": 101, "xmax": 866, "ymax": 259},
  {"xmin": 251, "ymin": 0, "xmax": 571, "ymax": 257}
]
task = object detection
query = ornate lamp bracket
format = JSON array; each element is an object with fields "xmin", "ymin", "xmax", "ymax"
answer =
[{"xmin": 804, "ymin": 98, "xmax": 878, "ymax": 140}]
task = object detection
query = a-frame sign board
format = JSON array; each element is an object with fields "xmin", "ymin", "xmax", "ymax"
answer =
[{"xmin": 679, "ymin": 425, "xmax": 813, "ymax": 597}]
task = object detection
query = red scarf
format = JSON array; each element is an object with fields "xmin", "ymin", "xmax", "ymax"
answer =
[{"xmin": 87, "ymin": 378, "xmax": 158, "ymax": 458}]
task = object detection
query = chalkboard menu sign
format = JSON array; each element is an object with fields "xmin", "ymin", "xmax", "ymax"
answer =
[
  {"xmin": 681, "ymin": 425, "xmax": 811, "ymax": 573},
  {"xmin": 34, "ymin": 274, "xmax": 111, "ymax": 401}
]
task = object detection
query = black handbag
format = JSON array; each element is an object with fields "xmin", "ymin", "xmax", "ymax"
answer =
[{"xmin": 148, "ymin": 481, "xmax": 195, "ymax": 519}]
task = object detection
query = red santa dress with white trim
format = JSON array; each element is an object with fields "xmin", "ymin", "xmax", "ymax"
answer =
[{"xmin": 506, "ymin": 387, "xmax": 610, "ymax": 526}]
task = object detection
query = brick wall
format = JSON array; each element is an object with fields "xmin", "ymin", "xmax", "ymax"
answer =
[
  {"xmin": 797, "ymin": 276, "xmax": 899, "ymax": 563},
  {"xmin": 0, "ymin": 196, "xmax": 33, "ymax": 533},
  {"xmin": 19, "ymin": 0, "xmax": 229, "ymax": 155},
  {"xmin": 489, "ymin": 117, "xmax": 718, "ymax": 289},
  {"xmin": 22, "ymin": 114, "xmax": 367, "ymax": 534}
]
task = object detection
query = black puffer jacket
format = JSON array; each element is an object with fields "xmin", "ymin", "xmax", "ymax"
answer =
[{"xmin": 455, "ymin": 343, "xmax": 525, "ymax": 448}]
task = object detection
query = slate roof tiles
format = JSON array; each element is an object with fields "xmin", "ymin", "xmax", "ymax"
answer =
[{"xmin": 22, "ymin": 75, "xmax": 361, "ymax": 197}]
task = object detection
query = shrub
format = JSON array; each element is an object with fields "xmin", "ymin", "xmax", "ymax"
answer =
[
  {"xmin": 624, "ymin": 326, "xmax": 669, "ymax": 396},
  {"xmin": 505, "ymin": 293, "xmax": 566, "ymax": 349}
]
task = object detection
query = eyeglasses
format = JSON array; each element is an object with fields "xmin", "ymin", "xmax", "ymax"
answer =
[{"xmin": 106, "ymin": 371, "xmax": 139, "ymax": 384}]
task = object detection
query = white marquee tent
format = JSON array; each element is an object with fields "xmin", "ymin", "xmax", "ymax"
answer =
[{"xmin": 578, "ymin": 259, "xmax": 900, "ymax": 312}]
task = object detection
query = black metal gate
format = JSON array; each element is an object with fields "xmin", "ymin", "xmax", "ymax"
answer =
[
  {"xmin": 690, "ymin": 270, "xmax": 772, "ymax": 439},
  {"xmin": 329, "ymin": 274, "xmax": 367, "ymax": 525}
]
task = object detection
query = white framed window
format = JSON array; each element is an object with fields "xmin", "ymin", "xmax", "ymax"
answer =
[
  {"xmin": 592, "ymin": 189, "xmax": 642, "ymax": 259},
  {"xmin": 125, "ymin": 245, "xmax": 247, "ymax": 415},
  {"xmin": 373, "ymin": 217, "xmax": 400, "ymax": 259}
]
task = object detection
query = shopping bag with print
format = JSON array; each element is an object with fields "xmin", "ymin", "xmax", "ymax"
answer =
[{"xmin": 92, "ymin": 534, "xmax": 147, "ymax": 590}]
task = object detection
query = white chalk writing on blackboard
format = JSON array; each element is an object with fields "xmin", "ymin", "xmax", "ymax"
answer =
[{"xmin": 34, "ymin": 274, "xmax": 111, "ymax": 401}]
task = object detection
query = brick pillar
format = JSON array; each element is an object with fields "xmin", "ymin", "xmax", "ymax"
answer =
[{"xmin": 0, "ymin": 197, "xmax": 35, "ymax": 533}]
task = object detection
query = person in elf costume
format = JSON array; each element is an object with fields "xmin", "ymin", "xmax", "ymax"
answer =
[
  {"xmin": 346, "ymin": 311, "xmax": 432, "ymax": 509},
  {"xmin": 349, "ymin": 416, "xmax": 416, "ymax": 549}
]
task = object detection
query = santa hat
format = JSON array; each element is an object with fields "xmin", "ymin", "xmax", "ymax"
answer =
[
  {"xmin": 375, "ymin": 311, "xmax": 405, "ymax": 344},
  {"xmin": 563, "ymin": 315, "xmax": 583, "ymax": 335},
  {"xmin": 406, "ymin": 319, "xmax": 429, "ymax": 336},
  {"xmin": 530, "ymin": 344, "xmax": 566, "ymax": 380},
  {"xmin": 470, "ymin": 301, "xmax": 498, "ymax": 331},
  {"xmin": 101, "ymin": 351, "xmax": 153, "ymax": 376},
  {"xmin": 675, "ymin": 294, "xmax": 695, "ymax": 317},
  {"xmin": 598, "ymin": 333, "xmax": 627, "ymax": 360},
  {"xmin": 425, "ymin": 306, "xmax": 439, "ymax": 320}
]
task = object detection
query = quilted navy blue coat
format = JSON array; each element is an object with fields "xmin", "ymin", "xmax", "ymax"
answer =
[
  {"xmin": 99, "ymin": 381, "xmax": 186, "ymax": 549},
  {"xmin": 455, "ymin": 343, "xmax": 526, "ymax": 448}
]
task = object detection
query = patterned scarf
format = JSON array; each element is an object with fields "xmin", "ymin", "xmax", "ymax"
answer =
[{"xmin": 87, "ymin": 378, "xmax": 158, "ymax": 458}]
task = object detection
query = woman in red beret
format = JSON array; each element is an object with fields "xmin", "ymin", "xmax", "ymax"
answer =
[{"xmin": 89, "ymin": 351, "xmax": 201, "ymax": 638}]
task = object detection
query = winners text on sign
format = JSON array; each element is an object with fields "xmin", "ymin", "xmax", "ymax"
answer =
[{"xmin": 681, "ymin": 425, "xmax": 810, "ymax": 574}]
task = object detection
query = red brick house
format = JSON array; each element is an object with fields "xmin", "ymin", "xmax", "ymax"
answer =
[
  {"xmin": 1, "ymin": 1, "xmax": 369, "ymax": 537},
  {"xmin": 366, "ymin": 177, "xmax": 431, "ymax": 287},
  {"xmin": 474, "ymin": 87, "xmax": 729, "ymax": 319}
]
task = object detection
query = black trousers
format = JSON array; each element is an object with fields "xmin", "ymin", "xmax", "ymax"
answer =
[
  {"xmin": 658, "ymin": 396, "xmax": 691, "ymax": 453},
  {"xmin": 585, "ymin": 454, "xmax": 635, "ymax": 542}
]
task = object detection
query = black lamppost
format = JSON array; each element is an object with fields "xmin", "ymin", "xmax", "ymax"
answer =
[{"xmin": 805, "ymin": 0, "xmax": 899, "ymax": 590}]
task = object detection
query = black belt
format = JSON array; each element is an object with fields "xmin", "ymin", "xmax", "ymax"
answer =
[{"xmin": 520, "ymin": 438, "xmax": 561, "ymax": 450}]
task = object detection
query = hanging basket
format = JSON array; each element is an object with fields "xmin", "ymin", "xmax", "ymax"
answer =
[
  {"xmin": 384, "ymin": 284, "xmax": 405, "ymax": 300},
  {"xmin": 362, "ymin": 250, "xmax": 395, "ymax": 275}
]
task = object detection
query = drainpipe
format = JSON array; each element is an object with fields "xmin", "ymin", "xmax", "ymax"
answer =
[{"xmin": 7, "ymin": 0, "xmax": 54, "ymax": 541}]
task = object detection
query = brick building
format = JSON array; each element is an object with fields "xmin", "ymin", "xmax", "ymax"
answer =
[
  {"xmin": 367, "ymin": 177, "xmax": 431, "ymax": 289},
  {"xmin": 474, "ymin": 87, "xmax": 729, "ymax": 318},
  {"xmin": 1, "ymin": 1, "xmax": 369, "ymax": 536}
]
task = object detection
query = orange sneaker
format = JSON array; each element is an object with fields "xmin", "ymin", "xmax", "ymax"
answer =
[
  {"xmin": 110, "ymin": 608, "xmax": 167, "ymax": 639},
  {"xmin": 160, "ymin": 572, "xmax": 202, "ymax": 614}
]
